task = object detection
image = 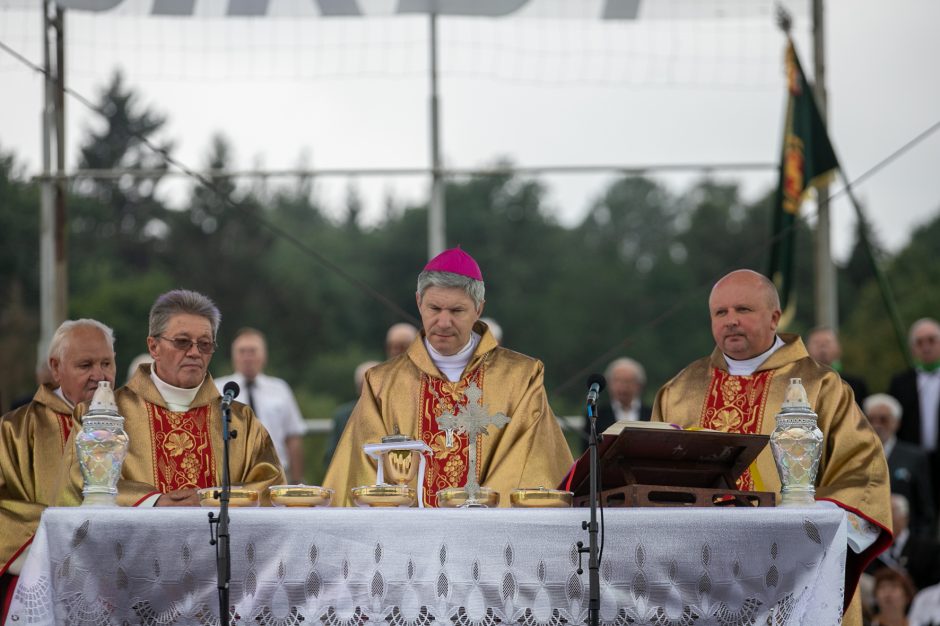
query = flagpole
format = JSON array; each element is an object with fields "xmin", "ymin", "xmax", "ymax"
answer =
[{"xmin": 811, "ymin": 0, "xmax": 838, "ymax": 331}]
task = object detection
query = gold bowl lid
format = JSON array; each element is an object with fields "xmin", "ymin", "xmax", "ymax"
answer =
[
  {"xmin": 509, "ymin": 487, "xmax": 573, "ymax": 508},
  {"xmin": 351, "ymin": 484, "xmax": 417, "ymax": 507},
  {"xmin": 436, "ymin": 486, "xmax": 500, "ymax": 508},
  {"xmin": 197, "ymin": 487, "xmax": 260, "ymax": 507},
  {"xmin": 268, "ymin": 485, "xmax": 333, "ymax": 507}
]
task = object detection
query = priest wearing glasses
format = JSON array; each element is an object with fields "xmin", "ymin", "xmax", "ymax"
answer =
[
  {"xmin": 324, "ymin": 247, "xmax": 573, "ymax": 507},
  {"xmin": 58, "ymin": 289, "xmax": 284, "ymax": 507}
]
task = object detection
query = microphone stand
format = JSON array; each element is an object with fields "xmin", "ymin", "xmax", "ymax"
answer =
[
  {"xmin": 577, "ymin": 400, "xmax": 601, "ymax": 626},
  {"xmin": 208, "ymin": 397, "xmax": 236, "ymax": 626}
]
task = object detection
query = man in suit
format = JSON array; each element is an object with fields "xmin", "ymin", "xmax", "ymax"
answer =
[
  {"xmin": 585, "ymin": 357, "xmax": 651, "ymax": 443},
  {"xmin": 864, "ymin": 393, "xmax": 936, "ymax": 537},
  {"xmin": 805, "ymin": 327, "xmax": 868, "ymax": 402},
  {"xmin": 889, "ymin": 318, "xmax": 940, "ymax": 504},
  {"xmin": 868, "ymin": 494, "xmax": 940, "ymax": 592}
]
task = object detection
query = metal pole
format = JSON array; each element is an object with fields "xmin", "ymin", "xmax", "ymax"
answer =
[
  {"xmin": 812, "ymin": 0, "xmax": 837, "ymax": 330},
  {"xmin": 428, "ymin": 10, "xmax": 445, "ymax": 258},
  {"xmin": 39, "ymin": 0, "xmax": 59, "ymax": 363},
  {"xmin": 54, "ymin": 6, "xmax": 68, "ymax": 328}
]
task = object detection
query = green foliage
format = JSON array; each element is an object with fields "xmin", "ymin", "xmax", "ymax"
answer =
[{"xmin": 842, "ymin": 211, "xmax": 940, "ymax": 391}]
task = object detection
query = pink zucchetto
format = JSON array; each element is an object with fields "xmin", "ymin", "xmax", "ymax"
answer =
[{"xmin": 423, "ymin": 247, "xmax": 483, "ymax": 281}]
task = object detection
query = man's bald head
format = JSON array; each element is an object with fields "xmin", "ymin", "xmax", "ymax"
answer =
[
  {"xmin": 709, "ymin": 270, "xmax": 782, "ymax": 360},
  {"xmin": 386, "ymin": 323, "xmax": 418, "ymax": 359}
]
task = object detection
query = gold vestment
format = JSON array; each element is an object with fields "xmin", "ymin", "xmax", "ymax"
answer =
[
  {"xmin": 57, "ymin": 365, "xmax": 285, "ymax": 507},
  {"xmin": 651, "ymin": 333, "xmax": 891, "ymax": 624},
  {"xmin": 0, "ymin": 385, "xmax": 75, "ymax": 574},
  {"xmin": 324, "ymin": 324, "xmax": 573, "ymax": 507}
]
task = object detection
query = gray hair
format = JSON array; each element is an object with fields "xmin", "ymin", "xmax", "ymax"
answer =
[
  {"xmin": 909, "ymin": 317, "xmax": 940, "ymax": 346},
  {"xmin": 416, "ymin": 271, "xmax": 485, "ymax": 310},
  {"xmin": 149, "ymin": 289, "xmax": 221, "ymax": 338},
  {"xmin": 480, "ymin": 317, "xmax": 502, "ymax": 343},
  {"xmin": 48, "ymin": 319, "xmax": 116, "ymax": 361},
  {"xmin": 605, "ymin": 357, "xmax": 647, "ymax": 386},
  {"xmin": 863, "ymin": 393, "xmax": 903, "ymax": 422}
]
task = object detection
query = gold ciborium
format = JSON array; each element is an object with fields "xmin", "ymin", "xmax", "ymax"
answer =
[{"xmin": 383, "ymin": 444, "xmax": 422, "ymax": 486}]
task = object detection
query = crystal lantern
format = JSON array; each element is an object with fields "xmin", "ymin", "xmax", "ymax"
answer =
[
  {"xmin": 76, "ymin": 381, "xmax": 129, "ymax": 506},
  {"xmin": 770, "ymin": 377, "xmax": 823, "ymax": 507}
]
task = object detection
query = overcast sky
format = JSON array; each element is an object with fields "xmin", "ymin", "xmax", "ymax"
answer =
[{"xmin": 1, "ymin": 0, "xmax": 938, "ymax": 261}]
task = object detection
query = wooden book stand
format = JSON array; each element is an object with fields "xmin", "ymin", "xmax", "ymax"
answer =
[{"xmin": 568, "ymin": 425, "xmax": 776, "ymax": 508}]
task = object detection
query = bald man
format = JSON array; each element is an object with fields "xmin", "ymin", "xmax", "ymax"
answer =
[
  {"xmin": 651, "ymin": 269, "xmax": 891, "ymax": 626},
  {"xmin": 385, "ymin": 322, "xmax": 419, "ymax": 360}
]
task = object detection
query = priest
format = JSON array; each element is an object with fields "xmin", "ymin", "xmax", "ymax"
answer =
[
  {"xmin": 324, "ymin": 247, "xmax": 573, "ymax": 507},
  {"xmin": 0, "ymin": 319, "xmax": 117, "ymax": 619},
  {"xmin": 651, "ymin": 269, "xmax": 891, "ymax": 626},
  {"xmin": 57, "ymin": 289, "xmax": 284, "ymax": 507}
]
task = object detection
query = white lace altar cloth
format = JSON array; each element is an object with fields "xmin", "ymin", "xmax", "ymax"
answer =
[{"xmin": 5, "ymin": 506, "xmax": 846, "ymax": 626}]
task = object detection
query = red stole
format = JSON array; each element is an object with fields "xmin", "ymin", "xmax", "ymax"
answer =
[
  {"xmin": 699, "ymin": 368, "xmax": 774, "ymax": 490},
  {"xmin": 55, "ymin": 412, "xmax": 73, "ymax": 451},
  {"xmin": 419, "ymin": 368, "xmax": 485, "ymax": 507},
  {"xmin": 147, "ymin": 403, "xmax": 216, "ymax": 492}
]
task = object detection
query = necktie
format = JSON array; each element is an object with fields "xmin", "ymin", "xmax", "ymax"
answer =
[{"xmin": 245, "ymin": 379, "xmax": 255, "ymax": 411}]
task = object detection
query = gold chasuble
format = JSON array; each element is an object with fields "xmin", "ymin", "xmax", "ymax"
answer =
[
  {"xmin": 651, "ymin": 333, "xmax": 891, "ymax": 622},
  {"xmin": 58, "ymin": 365, "xmax": 285, "ymax": 507},
  {"xmin": 324, "ymin": 324, "xmax": 573, "ymax": 507},
  {"xmin": 0, "ymin": 385, "xmax": 76, "ymax": 575}
]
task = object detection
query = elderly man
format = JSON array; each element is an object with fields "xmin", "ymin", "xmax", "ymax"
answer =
[
  {"xmin": 325, "ymin": 247, "xmax": 572, "ymax": 507},
  {"xmin": 58, "ymin": 289, "xmax": 284, "ymax": 507},
  {"xmin": 216, "ymin": 328, "xmax": 307, "ymax": 483},
  {"xmin": 385, "ymin": 322, "xmax": 419, "ymax": 360},
  {"xmin": 867, "ymin": 494, "xmax": 940, "ymax": 593},
  {"xmin": 864, "ymin": 393, "xmax": 936, "ymax": 537},
  {"xmin": 0, "ymin": 319, "xmax": 116, "ymax": 617},
  {"xmin": 651, "ymin": 269, "xmax": 891, "ymax": 626},
  {"xmin": 889, "ymin": 318, "xmax": 940, "ymax": 505},
  {"xmin": 585, "ymin": 357, "xmax": 650, "ymax": 443},
  {"xmin": 806, "ymin": 326, "xmax": 869, "ymax": 402}
]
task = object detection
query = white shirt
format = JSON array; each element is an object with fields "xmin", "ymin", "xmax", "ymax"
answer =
[
  {"xmin": 612, "ymin": 397, "xmax": 642, "ymax": 422},
  {"xmin": 425, "ymin": 332, "xmax": 481, "ymax": 382},
  {"xmin": 917, "ymin": 369, "xmax": 940, "ymax": 452},
  {"xmin": 214, "ymin": 372, "xmax": 306, "ymax": 471},
  {"xmin": 909, "ymin": 582, "xmax": 940, "ymax": 626}
]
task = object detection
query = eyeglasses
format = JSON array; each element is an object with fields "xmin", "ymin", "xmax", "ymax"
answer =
[{"xmin": 154, "ymin": 335, "xmax": 217, "ymax": 355}]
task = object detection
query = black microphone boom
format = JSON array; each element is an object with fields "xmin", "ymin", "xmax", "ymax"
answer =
[
  {"xmin": 220, "ymin": 381, "xmax": 240, "ymax": 409},
  {"xmin": 585, "ymin": 374, "xmax": 606, "ymax": 406}
]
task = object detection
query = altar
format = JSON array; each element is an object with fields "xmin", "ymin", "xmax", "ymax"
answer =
[{"xmin": 5, "ymin": 506, "xmax": 847, "ymax": 625}]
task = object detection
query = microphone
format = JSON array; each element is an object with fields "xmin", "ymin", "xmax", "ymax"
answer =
[
  {"xmin": 220, "ymin": 381, "xmax": 240, "ymax": 411},
  {"xmin": 586, "ymin": 374, "xmax": 606, "ymax": 407}
]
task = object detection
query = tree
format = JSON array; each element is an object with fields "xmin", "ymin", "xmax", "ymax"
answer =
[{"xmin": 72, "ymin": 70, "xmax": 174, "ymax": 274}]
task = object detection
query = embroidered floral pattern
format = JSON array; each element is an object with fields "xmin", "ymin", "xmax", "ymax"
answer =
[
  {"xmin": 420, "ymin": 368, "xmax": 486, "ymax": 506},
  {"xmin": 149, "ymin": 403, "xmax": 216, "ymax": 492},
  {"xmin": 700, "ymin": 368, "xmax": 774, "ymax": 490}
]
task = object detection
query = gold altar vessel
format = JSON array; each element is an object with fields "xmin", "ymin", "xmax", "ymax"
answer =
[
  {"xmin": 198, "ymin": 487, "xmax": 260, "ymax": 507},
  {"xmin": 436, "ymin": 486, "xmax": 500, "ymax": 508},
  {"xmin": 268, "ymin": 485, "xmax": 333, "ymax": 507},
  {"xmin": 510, "ymin": 487, "xmax": 573, "ymax": 508},
  {"xmin": 352, "ymin": 484, "xmax": 417, "ymax": 507}
]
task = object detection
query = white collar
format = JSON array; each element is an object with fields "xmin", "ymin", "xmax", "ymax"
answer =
[
  {"xmin": 425, "ymin": 332, "xmax": 481, "ymax": 382},
  {"xmin": 150, "ymin": 367, "xmax": 202, "ymax": 411},
  {"xmin": 723, "ymin": 335, "xmax": 785, "ymax": 376},
  {"xmin": 53, "ymin": 386, "xmax": 74, "ymax": 409}
]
